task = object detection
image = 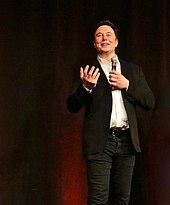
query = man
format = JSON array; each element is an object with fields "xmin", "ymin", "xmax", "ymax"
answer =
[{"xmin": 67, "ymin": 20, "xmax": 155, "ymax": 205}]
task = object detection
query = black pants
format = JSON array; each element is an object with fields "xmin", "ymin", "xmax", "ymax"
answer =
[{"xmin": 86, "ymin": 129, "xmax": 136, "ymax": 205}]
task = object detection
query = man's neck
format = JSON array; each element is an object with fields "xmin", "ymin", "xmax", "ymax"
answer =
[{"xmin": 98, "ymin": 52, "xmax": 116, "ymax": 61}]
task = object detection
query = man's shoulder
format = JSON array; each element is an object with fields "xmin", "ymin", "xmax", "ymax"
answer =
[
  {"xmin": 119, "ymin": 58, "xmax": 142, "ymax": 77},
  {"xmin": 119, "ymin": 58, "xmax": 140, "ymax": 69}
]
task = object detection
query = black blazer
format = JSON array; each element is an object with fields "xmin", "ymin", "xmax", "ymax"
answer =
[{"xmin": 67, "ymin": 58, "xmax": 155, "ymax": 156}]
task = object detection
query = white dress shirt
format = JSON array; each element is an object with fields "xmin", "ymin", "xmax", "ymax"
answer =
[{"xmin": 97, "ymin": 55, "xmax": 129, "ymax": 128}]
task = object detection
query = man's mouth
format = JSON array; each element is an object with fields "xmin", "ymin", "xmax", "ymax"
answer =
[{"xmin": 101, "ymin": 43, "xmax": 109, "ymax": 46}]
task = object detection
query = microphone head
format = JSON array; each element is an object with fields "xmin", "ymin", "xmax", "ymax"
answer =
[
  {"xmin": 111, "ymin": 56, "xmax": 117, "ymax": 70},
  {"xmin": 111, "ymin": 56, "xmax": 117, "ymax": 66}
]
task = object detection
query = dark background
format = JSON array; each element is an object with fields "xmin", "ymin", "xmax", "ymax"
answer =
[{"xmin": 0, "ymin": 0, "xmax": 169, "ymax": 204}]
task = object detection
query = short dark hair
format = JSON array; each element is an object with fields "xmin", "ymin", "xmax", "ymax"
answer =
[{"xmin": 93, "ymin": 19, "xmax": 119, "ymax": 39}]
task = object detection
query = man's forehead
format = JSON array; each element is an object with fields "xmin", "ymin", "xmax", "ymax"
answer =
[{"xmin": 95, "ymin": 25, "xmax": 114, "ymax": 33}]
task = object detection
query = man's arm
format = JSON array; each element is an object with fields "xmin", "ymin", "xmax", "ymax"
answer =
[
  {"xmin": 67, "ymin": 65, "xmax": 100, "ymax": 113},
  {"xmin": 125, "ymin": 66, "xmax": 155, "ymax": 110}
]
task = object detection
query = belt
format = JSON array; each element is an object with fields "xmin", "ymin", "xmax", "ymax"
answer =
[{"xmin": 109, "ymin": 127, "xmax": 130, "ymax": 136}]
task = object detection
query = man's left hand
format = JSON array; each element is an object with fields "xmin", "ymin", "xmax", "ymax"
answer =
[{"xmin": 109, "ymin": 70, "xmax": 129, "ymax": 89}]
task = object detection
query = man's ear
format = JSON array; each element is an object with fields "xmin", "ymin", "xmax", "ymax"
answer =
[
  {"xmin": 93, "ymin": 41, "xmax": 96, "ymax": 49},
  {"xmin": 115, "ymin": 39, "xmax": 118, "ymax": 47}
]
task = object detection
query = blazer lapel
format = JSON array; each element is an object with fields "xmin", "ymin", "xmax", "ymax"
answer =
[{"xmin": 92, "ymin": 58, "xmax": 111, "ymax": 90}]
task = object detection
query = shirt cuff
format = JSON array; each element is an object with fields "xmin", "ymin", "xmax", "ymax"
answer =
[{"xmin": 83, "ymin": 84, "xmax": 92, "ymax": 94}]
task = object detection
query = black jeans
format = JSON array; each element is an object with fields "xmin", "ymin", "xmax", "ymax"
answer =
[{"xmin": 86, "ymin": 129, "xmax": 136, "ymax": 205}]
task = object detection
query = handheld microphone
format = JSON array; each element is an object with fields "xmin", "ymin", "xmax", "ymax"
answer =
[
  {"xmin": 111, "ymin": 57, "xmax": 117, "ymax": 70},
  {"xmin": 111, "ymin": 57, "xmax": 117, "ymax": 90}
]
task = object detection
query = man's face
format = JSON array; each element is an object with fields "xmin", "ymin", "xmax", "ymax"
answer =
[{"xmin": 94, "ymin": 25, "xmax": 118, "ymax": 55}]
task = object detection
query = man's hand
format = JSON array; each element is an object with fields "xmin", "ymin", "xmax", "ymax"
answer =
[
  {"xmin": 109, "ymin": 70, "xmax": 129, "ymax": 89},
  {"xmin": 80, "ymin": 65, "xmax": 100, "ymax": 90}
]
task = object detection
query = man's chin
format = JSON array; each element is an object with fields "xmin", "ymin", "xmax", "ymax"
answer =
[{"xmin": 99, "ymin": 50, "xmax": 111, "ymax": 54}]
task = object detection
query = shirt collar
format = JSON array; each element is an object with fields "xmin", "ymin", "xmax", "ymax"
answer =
[{"xmin": 97, "ymin": 54, "xmax": 119, "ymax": 64}]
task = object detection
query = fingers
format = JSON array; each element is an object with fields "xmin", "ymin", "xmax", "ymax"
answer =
[
  {"xmin": 109, "ymin": 72, "xmax": 129, "ymax": 89},
  {"xmin": 93, "ymin": 68, "xmax": 100, "ymax": 78},
  {"xmin": 80, "ymin": 65, "xmax": 99, "ymax": 79},
  {"xmin": 79, "ymin": 65, "xmax": 100, "ymax": 90},
  {"xmin": 109, "ymin": 70, "xmax": 119, "ymax": 82},
  {"xmin": 80, "ymin": 67, "xmax": 84, "ymax": 79},
  {"xmin": 88, "ymin": 66, "xmax": 95, "ymax": 76},
  {"xmin": 84, "ymin": 65, "xmax": 90, "ymax": 76},
  {"xmin": 109, "ymin": 74, "xmax": 118, "ymax": 83}
]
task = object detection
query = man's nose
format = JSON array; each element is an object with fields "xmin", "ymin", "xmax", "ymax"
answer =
[{"xmin": 102, "ymin": 34, "xmax": 108, "ymax": 40}]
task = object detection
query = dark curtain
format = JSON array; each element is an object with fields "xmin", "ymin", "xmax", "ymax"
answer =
[{"xmin": 0, "ymin": 0, "xmax": 169, "ymax": 204}]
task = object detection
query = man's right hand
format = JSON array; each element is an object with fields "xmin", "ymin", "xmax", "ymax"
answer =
[{"xmin": 80, "ymin": 65, "xmax": 100, "ymax": 90}]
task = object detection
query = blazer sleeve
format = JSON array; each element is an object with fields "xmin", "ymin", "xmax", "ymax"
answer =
[
  {"xmin": 66, "ymin": 68, "xmax": 92, "ymax": 113},
  {"xmin": 123, "ymin": 64, "xmax": 155, "ymax": 110}
]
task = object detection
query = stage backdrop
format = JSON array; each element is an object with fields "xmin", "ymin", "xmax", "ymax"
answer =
[{"xmin": 0, "ymin": 0, "xmax": 169, "ymax": 205}]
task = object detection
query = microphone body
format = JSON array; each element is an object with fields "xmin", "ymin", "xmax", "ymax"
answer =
[
  {"xmin": 111, "ymin": 57, "xmax": 117, "ymax": 90},
  {"xmin": 111, "ymin": 57, "xmax": 117, "ymax": 70}
]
